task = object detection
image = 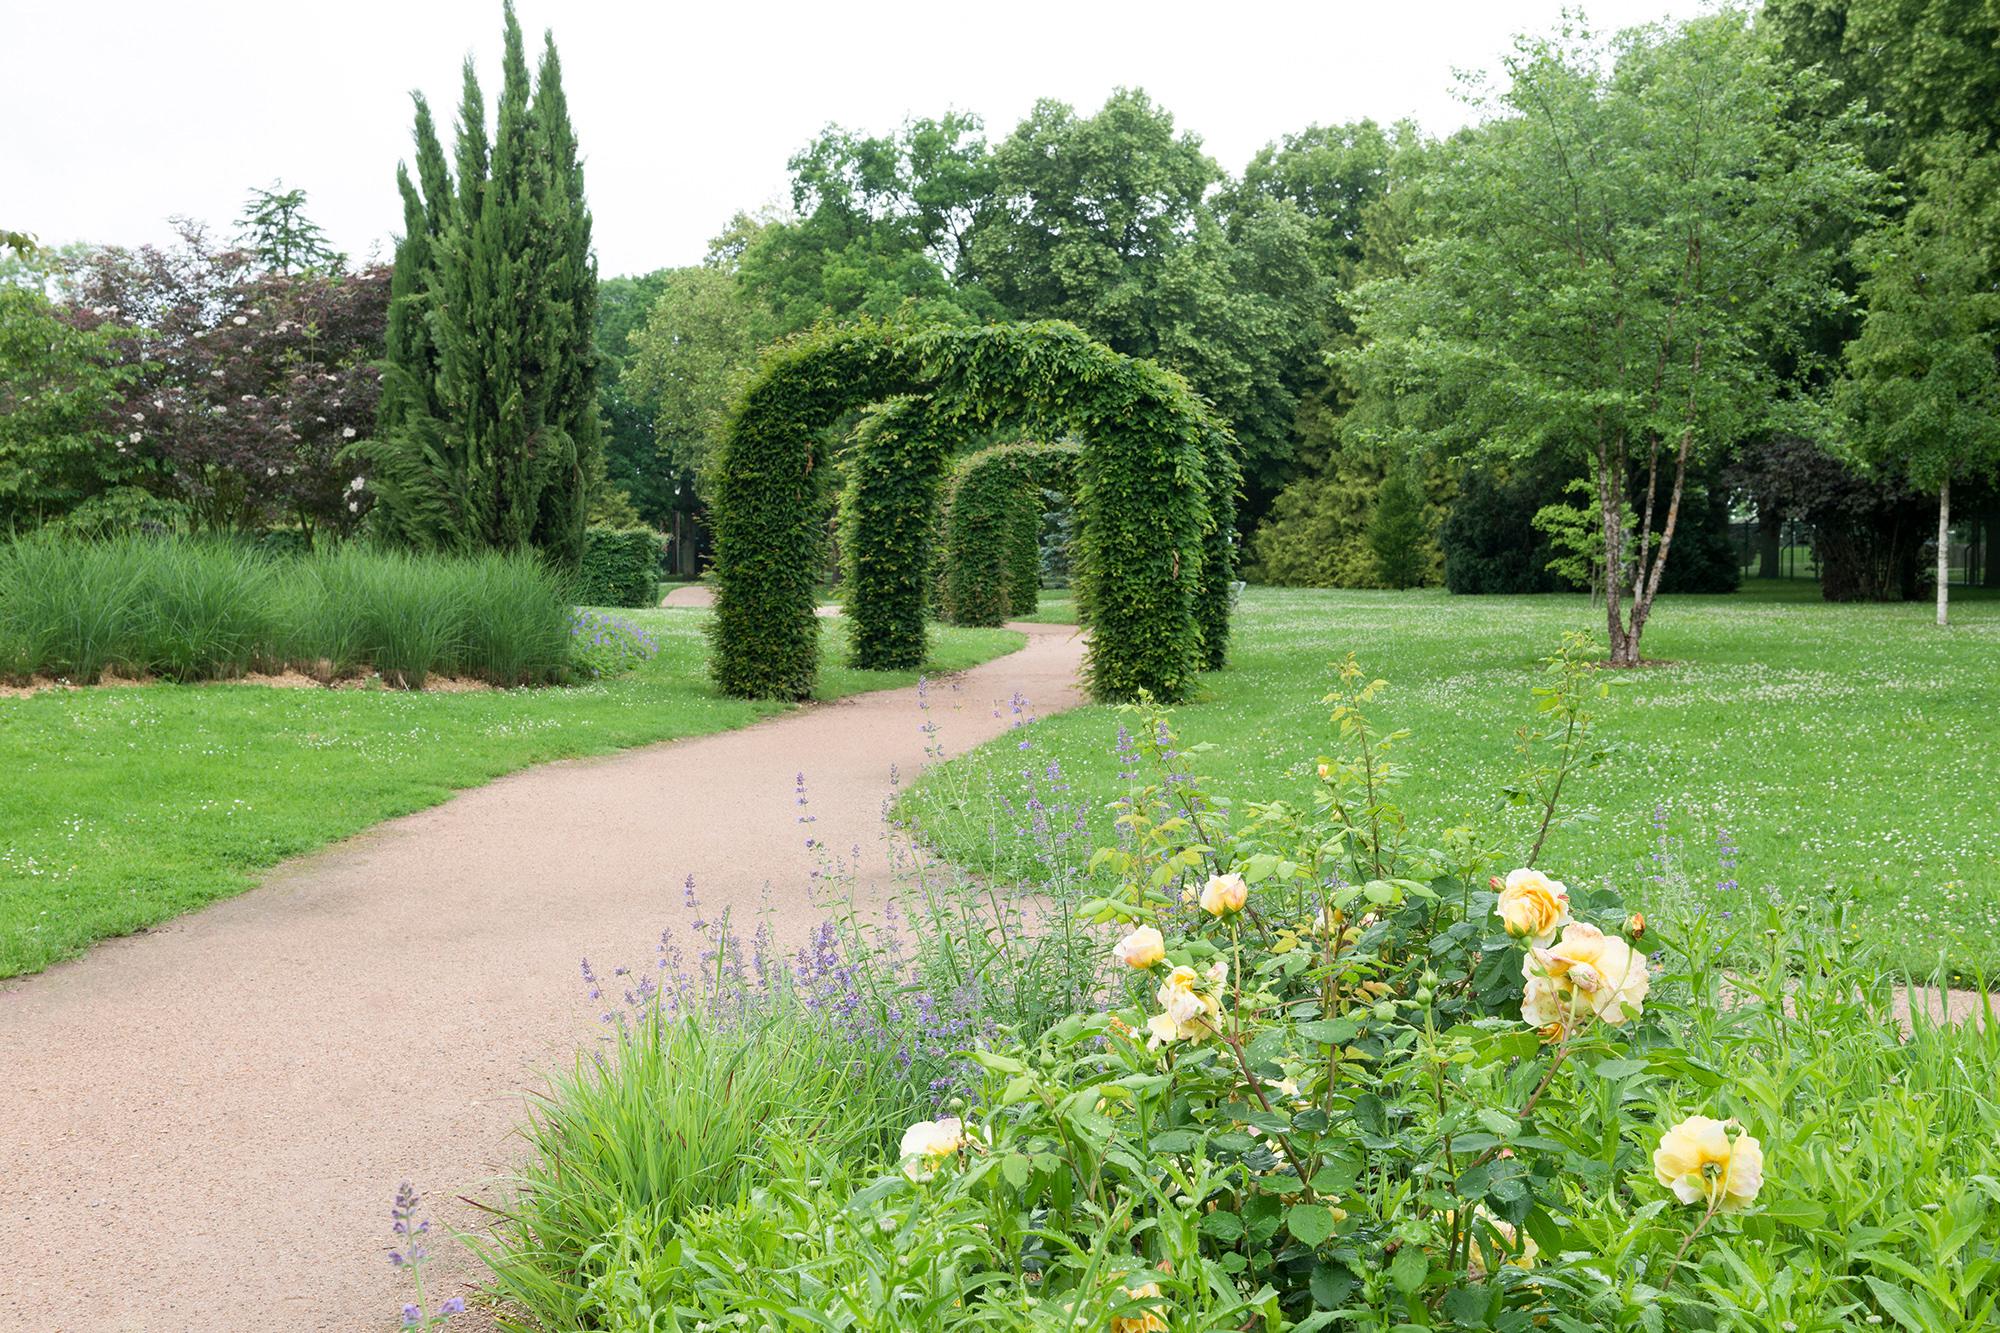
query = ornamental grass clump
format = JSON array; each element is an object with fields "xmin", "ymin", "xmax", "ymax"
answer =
[{"xmin": 0, "ymin": 533, "xmax": 586, "ymax": 687}]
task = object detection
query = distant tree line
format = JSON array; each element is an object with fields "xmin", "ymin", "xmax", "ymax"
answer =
[{"xmin": 6, "ymin": 0, "xmax": 1994, "ymax": 639}]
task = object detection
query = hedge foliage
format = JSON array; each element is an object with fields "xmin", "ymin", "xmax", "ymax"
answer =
[
  {"xmin": 842, "ymin": 398, "xmax": 949, "ymax": 670},
  {"xmin": 578, "ymin": 526, "xmax": 662, "ymax": 608},
  {"xmin": 707, "ymin": 325, "xmax": 913, "ymax": 699},
  {"xmin": 939, "ymin": 442, "xmax": 1077, "ymax": 628},
  {"xmin": 708, "ymin": 321, "xmax": 1235, "ymax": 703}
]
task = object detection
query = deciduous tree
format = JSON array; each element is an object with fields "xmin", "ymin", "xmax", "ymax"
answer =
[{"xmin": 1345, "ymin": 12, "xmax": 1880, "ymax": 664}]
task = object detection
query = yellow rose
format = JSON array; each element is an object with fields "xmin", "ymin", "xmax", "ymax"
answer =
[
  {"xmin": 1519, "ymin": 973, "xmax": 1575, "ymax": 1039},
  {"xmin": 1531, "ymin": 922, "xmax": 1649, "ymax": 1025},
  {"xmin": 1496, "ymin": 868, "xmax": 1570, "ymax": 946},
  {"xmin": 1316, "ymin": 761, "xmax": 1333, "ymax": 781},
  {"xmin": 1150, "ymin": 963, "xmax": 1223, "ymax": 1045},
  {"xmin": 898, "ymin": 1116, "xmax": 966, "ymax": 1181},
  {"xmin": 1110, "ymin": 1281, "xmax": 1167, "ymax": 1333},
  {"xmin": 1112, "ymin": 925, "xmax": 1166, "ymax": 969},
  {"xmin": 1653, "ymin": 1115, "xmax": 1764, "ymax": 1211},
  {"xmin": 1199, "ymin": 872, "xmax": 1248, "ymax": 916}
]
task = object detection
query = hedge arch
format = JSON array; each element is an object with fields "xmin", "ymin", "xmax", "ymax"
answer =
[
  {"xmin": 708, "ymin": 321, "xmax": 1236, "ymax": 702},
  {"xmin": 938, "ymin": 441, "xmax": 1079, "ymax": 629}
]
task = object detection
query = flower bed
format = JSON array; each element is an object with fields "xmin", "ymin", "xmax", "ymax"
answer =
[{"xmin": 461, "ymin": 638, "xmax": 2000, "ymax": 1332}]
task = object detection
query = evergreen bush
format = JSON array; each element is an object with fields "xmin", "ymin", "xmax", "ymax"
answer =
[
  {"xmin": 1366, "ymin": 466, "xmax": 1432, "ymax": 589},
  {"xmin": 578, "ymin": 526, "xmax": 661, "ymax": 608},
  {"xmin": 937, "ymin": 442, "xmax": 1075, "ymax": 629},
  {"xmin": 1440, "ymin": 466, "xmax": 1566, "ymax": 594}
]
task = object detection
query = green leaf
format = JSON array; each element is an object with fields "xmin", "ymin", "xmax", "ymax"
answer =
[
  {"xmin": 1442, "ymin": 1283, "xmax": 1491, "ymax": 1327},
  {"xmin": 1311, "ymin": 1159, "xmax": 1360, "ymax": 1195},
  {"xmin": 1863, "ymin": 1275, "xmax": 1938, "ymax": 1333},
  {"xmin": 1310, "ymin": 1261, "xmax": 1354, "ymax": 1309},
  {"xmin": 1000, "ymin": 1153, "xmax": 1031, "ymax": 1189},
  {"xmin": 1590, "ymin": 1057, "xmax": 1649, "ymax": 1080},
  {"xmin": 969, "ymin": 1050, "xmax": 1025, "ymax": 1075},
  {"xmin": 1297, "ymin": 1018, "xmax": 1361, "ymax": 1046},
  {"xmin": 1288, "ymin": 1202, "xmax": 1337, "ymax": 1247},
  {"xmin": 1200, "ymin": 1209, "xmax": 1245, "ymax": 1241},
  {"xmin": 1389, "ymin": 1243, "xmax": 1429, "ymax": 1293}
]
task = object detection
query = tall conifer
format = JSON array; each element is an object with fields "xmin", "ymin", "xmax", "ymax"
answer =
[{"xmin": 362, "ymin": 3, "xmax": 602, "ymax": 566}]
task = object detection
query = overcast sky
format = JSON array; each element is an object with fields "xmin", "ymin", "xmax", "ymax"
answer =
[{"xmin": 6, "ymin": 0, "xmax": 1717, "ymax": 277}]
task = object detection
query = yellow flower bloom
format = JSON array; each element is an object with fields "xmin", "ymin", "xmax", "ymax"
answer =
[
  {"xmin": 1112, "ymin": 925, "xmax": 1166, "ymax": 969},
  {"xmin": 1149, "ymin": 962, "xmax": 1224, "ymax": 1045},
  {"xmin": 898, "ymin": 1116, "xmax": 966, "ymax": 1181},
  {"xmin": 1653, "ymin": 1115, "xmax": 1764, "ymax": 1211},
  {"xmin": 1496, "ymin": 868, "xmax": 1571, "ymax": 946},
  {"xmin": 1110, "ymin": 1281, "xmax": 1167, "ymax": 1333},
  {"xmin": 1528, "ymin": 922, "xmax": 1649, "ymax": 1025},
  {"xmin": 1199, "ymin": 872, "xmax": 1248, "ymax": 916}
]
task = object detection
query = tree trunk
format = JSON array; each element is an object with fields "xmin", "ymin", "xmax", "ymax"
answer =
[
  {"xmin": 1756, "ymin": 506, "xmax": 1782, "ymax": 579},
  {"xmin": 1597, "ymin": 451, "xmax": 1634, "ymax": 666},
  {"xmin": 1936, "ymin": 476, "xmax": 1950, "ymax": 628}
]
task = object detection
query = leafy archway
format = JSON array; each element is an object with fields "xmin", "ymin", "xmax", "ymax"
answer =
[
  {"xmin": 708, "ymin": 321, "xmax": 1236, "ymax": 702},
  {"xmin": 937, "ymin": 441, "xmax": 1079, "ymax": 629}
]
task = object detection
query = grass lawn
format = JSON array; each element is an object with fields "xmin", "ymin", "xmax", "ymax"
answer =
[
  {"xmin": 906, "ymin": 584, "xmax": 2000, "ymax": 978},
  {"xmin": 0, "ymin": 611, "xmax": 1022, "ymax": 978}
]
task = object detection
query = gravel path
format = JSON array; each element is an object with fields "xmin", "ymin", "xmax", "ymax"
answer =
[{"xmin": 0, "ymin": 622, "xmax": 1086, "ymax": 1332}]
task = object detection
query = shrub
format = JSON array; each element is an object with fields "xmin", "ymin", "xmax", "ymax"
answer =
[
  {"xmin": 567, "ymin": 609, "xmax": 660, "ymax": 680},
  {"xmin": 1366, "ymin": 465, "xmax": 1430, "ymax": 589},
  {"xmin": 709, "ymin": 322, "xmax": 1226, "ymax": 703},
  {"xmin": 1441, "ymin": 465, "xmax": 1567, "ymax": 593},
  {"xmin": 577, "ymin": 526, "xmax": 661, "ymax": 608},
  {"xmin": 940, "ymin": 447, "xmax": 1029, "ymax": 628}
]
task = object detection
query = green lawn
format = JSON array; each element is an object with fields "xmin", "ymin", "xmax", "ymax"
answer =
[
  {"xmin": 906, "ymin": 585, "xmax": 2000, "ymax": 978},
  {"xmin": 0, "ymin": 611, "xmax": 1022, "ymax": 978}
]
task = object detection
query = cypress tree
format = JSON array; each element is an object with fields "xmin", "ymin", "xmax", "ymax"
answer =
[
  {"xmin": 363, "ymin": 3, "xmax": 603, "ymax": 567},
  {"xmin": 1367, "ymin": 465, "xmax": 1430, "ymax": 590},
  {"xmin": 365, "ymin": 95, "xmax": 456, "ymax": 547},
  {"xmin": 526, "ymin": 31, "xmax": 598, "ymax": 568}
]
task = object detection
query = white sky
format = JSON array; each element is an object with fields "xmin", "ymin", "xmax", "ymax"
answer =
[{"xmin": 5, "ymin": 0, "xmax": 1716, "ymax": 277}]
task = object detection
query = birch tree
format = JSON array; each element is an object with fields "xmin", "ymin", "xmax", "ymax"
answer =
[{"xmin": 1344, "ymin": 11, "xmax": 1880, "ymax": 664}]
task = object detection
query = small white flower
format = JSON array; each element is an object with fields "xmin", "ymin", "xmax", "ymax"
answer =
[
  {"xmin": 127, "ymin": 431, "xmax": 142, "ymax": 444},
  {"xmin": 265, "ymin": 466, "xmax": 277, "ymax": 477},
  {"xmin": 341, "ymin": 426, "xmax": 357, "ymax": 439},
  {"xmin": 131, "ymin": 411, "xmax": 145, "ymax": 422},
  {"xmin": 347, "ymin": 500, "xmax": 359, "ymax": 512},
  {"xmin": 232, "ymin": 314, "xmax": 248, "ymax": 326},
  {"xmin": 348, "ymin": 476, "xmax": 365, "ymax": 492}
]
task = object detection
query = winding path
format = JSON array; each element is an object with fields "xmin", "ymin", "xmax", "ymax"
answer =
[{"xmin": 0, "ymin": 622, "xmax": 1087, "ymax": 1331}]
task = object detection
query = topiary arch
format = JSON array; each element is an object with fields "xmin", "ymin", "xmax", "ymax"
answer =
[
  {"xmin": 707, "ymin": 321, "xmax": 1238, "ymax": 703},
  {"xmin": 938, "ymin": 441, "xmax": 1079, "ymax": 629}
]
